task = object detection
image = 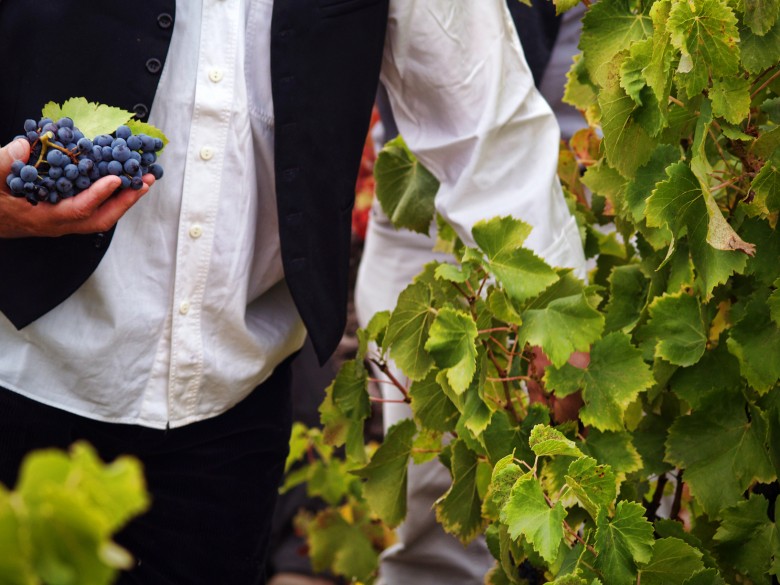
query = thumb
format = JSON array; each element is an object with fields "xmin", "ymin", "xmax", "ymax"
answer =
[{"xmin": 0, "ymin": 139, "xmax": 31, "ymax": 176}]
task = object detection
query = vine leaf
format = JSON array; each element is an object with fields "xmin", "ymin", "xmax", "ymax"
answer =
[
  {"xmin": 483, "ymin": 455, "xmax": 523, "ymax": 522},
  {"xmin": 434, "ymin": 439, "xmax": 488, "ymax": 544},
  {"xmin": 739, "ymin": 19, "xmax": 780, "ymax": 75},
  {"xmin": 472, "ymin": 216, "xmax": 559, "ymax": 304},
  {"xmin": 319, "ymin": 359, "xmax": 371, "ymax": 464},
  {"xmin": 42, "ymin": 98, "xmax": 135, "ymax": 139},
  {"xmin": 545, "ymin": 332, "xmax": 654, "ymax": 432},
  {"xmin": 604, "ymin": 264, "xmax": 649, "ymax": 334},
  {"xmin": 582, "ymin": 430, "xmax": 643, "ymax": 475},
  {"xmin": 599, "ymin": 53, "xmax": 658, "ymax": 178},
  {"xmin": 646, "ymin": 162, "xmax": 749, "ymax": 296},
  {"xmin": 743, "ymin": 0, "xmax": 780, "ymax": 35},
  {"xmin": 565, "ymin": 456, "xmax": 617, "ymax": 520},
  {"xmin": 667, "ymin": 0, "xmax": 740, "ymax": 97},
  {"xmin": 640, "ymin": 292, "xmax": 707, "ymax": 366},
  {"xmin": 529, "ymin": 424, "xmax": 584, "ymax": 459},
  {"xmin": 409, "ymin": 372, "xmax": 459, "ymax": 433},
  {"xmin": 713, "ymin": 494, "xmax": 779, "ymax": 583},
  {"xmin": 424, "ymin": 307, "xmax": 478, "ymax": 394},
  {"xmin": 500, "ymin": 475, "xmax": 567, "ymax": 564},
  {"xmin": 665, "ymin": 390, "xmax": 776, "ymax": 516},
  {"xmin": 726, "ymin": 292, "xmax": 780, "ymax": 393},
  {"xmin": 384, "ymin": 281, "xmax": 436, "ymax": 381},
  {"xmin": 710, "ymin": 76, "xmax": 751, "ymax": 124},
  {"xmin": 594, "ymin": 501, "xmax": 655, "ymax": 585},
  {"xmin": 517, "ymin": 293, "xmax": 604, "ymax": 369},
  {"xmin": 682, "ymin": 569, "xmax": 727, "ymax": 585},
  {"xmin": 579, "ymin": 0, "xmax": 653, "ymax": 87},
  {"xmin": 636, "ymin": 537, "xmax": 705, "ymax": 585},
  {"xmin": 306, "ymin": 508, "xmax": 379, "ymax": 583},
  {"xmin": 750, "ymin": 152, "xmax": 780, "ymax": 215},
  {"xmin": 374, "ymin": 135, "xmax": 439, "ymax": 234},
  {"xmin": 352, "ymin": 419, "xmax": 416, "ymax": 528}
]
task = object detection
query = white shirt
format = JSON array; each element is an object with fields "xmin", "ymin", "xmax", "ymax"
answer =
[{"xmin": 0, "ymin": 0, "xmax": 585, "ymax": 429}]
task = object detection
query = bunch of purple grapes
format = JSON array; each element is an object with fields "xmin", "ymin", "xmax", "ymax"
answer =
[{"xmin": 5, "ymin": 117, "xmax": 164, "ymax": 205}]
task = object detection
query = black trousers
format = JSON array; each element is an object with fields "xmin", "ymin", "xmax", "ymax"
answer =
[{"xmin": 0, "ymin": 359, "xmax": 294, "ymax": 585}]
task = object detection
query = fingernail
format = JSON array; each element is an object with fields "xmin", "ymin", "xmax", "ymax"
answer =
[{"xmin": 8, "ymin": 138, "xmax": 28, "ymax": 160}]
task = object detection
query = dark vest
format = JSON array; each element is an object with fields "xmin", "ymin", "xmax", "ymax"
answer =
[{"xmin": 0, "ymin": 0, "xmax": 388, "ymax": 362}]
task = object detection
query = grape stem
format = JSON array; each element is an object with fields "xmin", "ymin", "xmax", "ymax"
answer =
[{"xmin": 38, "ymin": 131, "xmax": 79, "ymax": 166}]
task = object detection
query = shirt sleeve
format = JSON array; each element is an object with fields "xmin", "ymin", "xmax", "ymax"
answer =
[{"xmin": 380, "ymin": 0, "xmax": 587, "ymax": 276}]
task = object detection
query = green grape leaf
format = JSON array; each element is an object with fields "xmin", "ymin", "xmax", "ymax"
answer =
[
  {"xmin": 488, "ymin": 288, "xmax": 524, "ymax": 326},
  {"xmin": 670, "ymin": 341, "xmax": 742, "ymax": 408},
  {"xmin": 553, "ymin": 0, "xmax": 581, "ymax": 15},
  {"xmin": 645, "ymin": 0, "xmax": 676, "ymax": 104},
  {"xmin": 385, "ymin": 281, "xmax": 436, "ymax": 381},
  {"xmin": 545, "ymin": 332, "xmax": 655, "ymax": 431},
  {"xmin": 517, "ymin": 293, "xmax": 604, "ymax": 369},
  {"xmin": 646, "ymin": 162, "xmax": 749, "ymax": 296},
  {"xmin": 435, "ymin": 439, "xmax": 488, "ymax": 544},
  {"xmin": 483, "ymin": 406, "xmax": 549, "ymax": 467},
  {"xmin": 741, "ymin": 217, "xmax": 780, "ymax": 284},
  {"xmin": 666, "ymin": 390, "xmax": 775, "ymax": 515},
  {"xmin": 743, "ymin": 0, "xmax": 780, "ymax": 35},
  {"xmin": 599, "ymin": 53, "xmax": 658, "ymax": 178},
  {"xmin": 770, "ymin": 284, "xmax": 780, "ymax": 326},
  {"xmin": 472, "ymin": 216, "xmax": 559, "ymax": 303},
  {"xmin": 564, "ymin": 54, "xmax": 599, "ymax": 112},
  {"xmin": 582, "ymin": 160, "xmax": 629, "ymax": 217},
  {"xmin": 353, "ymin": 419, "xmax": 416, "ymax": 528},
  {"xmin": 713, "ymin": 494, "xmax": 778, "ymax": 583},
  {"xmin": 621, "ymin": 38, "xmax": 653, "ymax": 105},
  {"xmin": 625, "ymin": 144, "xmax": 680, "ymax": 225},
  {"xmin": 667, "ymin": 0, "xmax": 740, "ymax": 97},
  {"xmin": 374, "ymin": 135, "xmax": 439, "ymax": 234},
  {"xmin": 307, "ymin": 508, "xmax": 379, "ymax": 582},
  {"xmin": 751, "ymin": 153, "xmax": 780, "ymax": 215},
  {"xmin": 483, "ymin": 455, "xmax": 524, "ymax": 521},
  {"xmin": 579, "ymin": 0, "xmax": 653, "ymax": 87},
  {"xmin": 604, "ymin": 264, "xmax": 650, "ymax": 334},
  {"xmin": 529, "ymin": 424, "xmax": 585, "ymax": 458},
  {"xmin": 41, "ymin": 97, "xmax": 135, "ymax": 139},
  {"xmin": 594, "ymin": 501, "xmax": 655, "ymax": 585},
  {"xmin": 319, "ymin": 358, "xmax": 370, "ymax": 463},
  {"xmin": 409, "ymin": 371, "xmax": 459, "ymax": 433},
  {"xmin": 682, "ymin": 569, "xmax": 726, "ymax": 585},
  {"xmin": 710, "ymin": 76, "xmax": 751, "ymax": 124},
  {"xmin": 582, "ymin": 429, "xmax": 643, "ymax": 475},
  {"xmin": 565, "ymin": 456, "xmax": 618, "ymax": 519},
  {"xmin": 636, "ymin": 537, "xmax": 705, "ymax": 585},
  {"xmin": 640, "ymin": 292, "xmax": 707, "ymax": 366},
  {"xmin": 424, "ymin": 307, "xmax": 478, "ymax": 394},
  {"xmin": 633, "ymin": 413, "xmax": 675, "ymax": 475},
  {"xmin": 740, "ymin": 19, "xmax": 780, "ymax": 74},
  {"xmin": 727, "ymin": 291, "xmax": 780, "ymax": 393},
  {"xmin": 500, "ymin": 476, "xmax": 567, "ymax": 564}
]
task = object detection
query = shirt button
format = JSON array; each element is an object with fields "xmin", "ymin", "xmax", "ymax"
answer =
[
  {"xmin": 179, "ymin": 301, "xmax": 191, "ymax": 315},
  {"xmin": 200, "ymin": 147, "xmax": 215, "ymax": 161},
  {"xmin": 208, "ymin": 69, "xmax": 224, "ymax": 83},
  {"xmin": 189, "ymin": 224, "xmax": 203, "ymax": 239}
]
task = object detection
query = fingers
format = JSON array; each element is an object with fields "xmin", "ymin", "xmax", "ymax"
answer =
[{"xmin": 0, "ymin": 139, "xmax": 31, "ymax": 188}]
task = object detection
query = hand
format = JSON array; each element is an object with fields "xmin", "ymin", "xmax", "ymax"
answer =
[
  {"xmin": 526, "ymin": 347, "xmax": 588, "ymax": 424},
  {"xmin": 0, "ymin": 138, "xmax": 154, "ymax": 238}
]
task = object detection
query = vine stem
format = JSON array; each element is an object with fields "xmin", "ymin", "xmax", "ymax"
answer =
[
  {"xmin": 369, "ymin": 397, "xmax": 407, "ymax": 404},
  {"xmin": 369, "ymin": 358, "xmax": 410, "ymax": 402},
  {"xmin": 671, "ymin": 469, "xmax": 684, "ymax": 521},
  {"xmin": 751, "ymin": 69, "xmax": 780, "ymax": 100},
  {"xmin": 564, "ymin": 520, "xmax": 598, "ymax": 557},
  {"xmin": 486, "ymin": 348, "xmax": 523, "ymax": 423},
  {"xmin": 486, "ymin": 374, "xmax": 535, "ymax": 384},
  {"xmin": 479, "ymin": 326, "xmax": 513, "ymax": 335},
  {"xmin": 668, "ymin": 95, "xmax": 685, "ymax": 108}
]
